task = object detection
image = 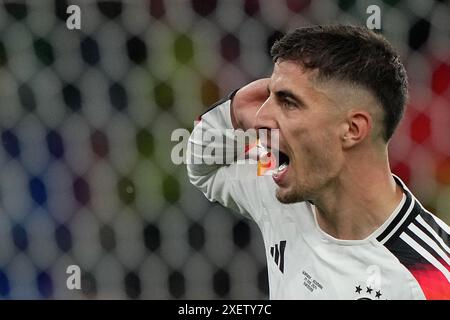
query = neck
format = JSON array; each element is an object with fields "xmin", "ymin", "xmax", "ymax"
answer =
[{"xmin": 313, "ymin": 149, "xmax": 404, "ymax": 240}]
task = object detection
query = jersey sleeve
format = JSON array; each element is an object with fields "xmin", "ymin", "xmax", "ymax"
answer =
[{"xmin": 186, "ymin": 96, "xmax": 264, "ymax": 221}]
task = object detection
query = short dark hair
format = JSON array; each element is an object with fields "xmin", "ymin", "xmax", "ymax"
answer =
[{"xmin": 271, "ymin": 25, "xmax": 408, "ymax": 141}]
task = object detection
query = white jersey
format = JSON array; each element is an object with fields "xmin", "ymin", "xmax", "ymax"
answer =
[{"xmin": 187, "ymin": 97, "xmax": 450, "ymax": 300}]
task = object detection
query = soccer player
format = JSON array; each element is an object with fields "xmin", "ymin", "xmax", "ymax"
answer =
[{"xmin": 187, "ymin": 25, "xmax": 450, "ymax": 299}]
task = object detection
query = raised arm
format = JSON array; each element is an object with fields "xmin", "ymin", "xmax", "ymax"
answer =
[{"xmin": 186, "ymin": 79, "xmax": 270, "ymax": 219}]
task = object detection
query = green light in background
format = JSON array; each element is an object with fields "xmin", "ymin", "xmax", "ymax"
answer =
[
  {"xmin": 154, "ymin": 81, "xmax": 174, "ymax": 110},
  {"xmin": 338, "ymin": 0, "xmax": 357, "ymax": 11},
  {"xmin": 162, "ymin": 174, "xmax": 180, "ymax": 204},
  {"xmin": 173, "ymin": 34, "xmax": 194, "ymax": 64},
  {"xmin": 0, "ymin": 42, "xmax": 7, "ymax": 66},
  {"xmin": 33, "ymin": 38, "xmax": 54, "ymax": 66},
  {"xmin": 136, "ymin": 129, "xmax": 154, "ymax": 158}
]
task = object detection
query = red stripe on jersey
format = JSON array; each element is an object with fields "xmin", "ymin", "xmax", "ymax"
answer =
[{"xmin": 408, "ymin": 260, "xmax": 450, "ymax": 300}]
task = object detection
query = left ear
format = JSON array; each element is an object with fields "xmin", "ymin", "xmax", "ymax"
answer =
[{"xmin": 341, "ymin": 110, "xmax": 372, "ymax": 148}]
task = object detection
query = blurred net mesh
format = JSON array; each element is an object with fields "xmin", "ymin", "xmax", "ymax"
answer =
[{"xmin": 0, "ymin": 0, "xmax": 448, "ymax": 299}]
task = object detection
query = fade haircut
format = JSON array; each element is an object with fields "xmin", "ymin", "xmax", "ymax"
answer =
[{"xmin": 271, "ymin": 25, "xmax": 408, "ymax": 141}]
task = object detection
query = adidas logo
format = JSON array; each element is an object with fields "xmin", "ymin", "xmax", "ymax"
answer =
[{"xmin": 270, "ymin": 240, "xmax": 286, "ymax": 273}]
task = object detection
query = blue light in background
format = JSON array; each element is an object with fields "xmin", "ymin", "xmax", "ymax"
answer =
[
  {"xmin": 0, "ymin": 270, "xmax": 10, "ymax": 297},
  {"xmin": 12, "ymin": 224, "xmax": 28, "ymax": 251},
  {"xmin": 1, "ymin": 130, "xmax": 20, "ymax": 158},
  {"xmin": 46, "ymin": 130, "xmax": 65, "ymax": 159},
  {"xmin": 37, "ymin": 271, "xmax": 53, "ymax": 298},
  {"xmin": 29, "ymin": 177, "xmax": 47, "ymax": 206}
]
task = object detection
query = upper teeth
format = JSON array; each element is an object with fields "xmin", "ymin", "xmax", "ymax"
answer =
[{"xmin": 278, "ymin": 163, "xmax": 288, "ymax": 172}]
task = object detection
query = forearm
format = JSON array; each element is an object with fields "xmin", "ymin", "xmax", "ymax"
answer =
[{"xmin": 186, "ymin": 94, "xmax": 260, "ymax": 217}]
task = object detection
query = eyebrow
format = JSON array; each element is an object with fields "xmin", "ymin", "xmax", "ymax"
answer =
[{"xmin": 267, "ymin": 85, "xmax": 307, "ymax": 107}]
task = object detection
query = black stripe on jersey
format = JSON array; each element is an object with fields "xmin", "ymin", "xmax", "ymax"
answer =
[
  {"xmin": 411, "ymin": 219, "xmax": 449, "ymax": 257},
  {"xmin": 274, "ymin": 244, "xmax": 280, "ymax": 265},
  {"xmin": 380, "ymin": 198, "xmax": 449, "ymax": 268},
  {"xmin": 197, "ymin": 89, "xmax": 239, "ymax": 120},
  {"xmin": 270, "ymin": 241, "xmax": 287, "ymax": 273},
  {"xmin": 383, "ymin": 232, "xmax": 429, "ymax": 267},
  {"xmin": 376, "ymin": 189, "xmax": 413, "ymax": 243},
  {"xmin": 383, "ymin": 200, "xmax": 422, "ymax": 248},
  {"xmin": 381, "ymin": 224, "xmax": 450, "ymax": 299},
  {"xmin": 404, "ymin": 227, "xmax": 447, "ymax": 265},
  {"xmin": 417, "ymin": 211, "xmax": 450, "ymax": 247},
  {"xmin": 279, "ymin": 240, "xmax": 286, "ymax": 273}
]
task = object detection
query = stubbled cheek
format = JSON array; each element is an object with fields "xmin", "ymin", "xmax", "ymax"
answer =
[{"xmin": 302, "ymin": 139, "xmax": 338, "ymax": 173}]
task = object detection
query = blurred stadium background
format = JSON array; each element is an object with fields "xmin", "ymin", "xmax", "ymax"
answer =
[{"xmin": 0, "ymin": 0, "xmax": 448, "ymax": 299}]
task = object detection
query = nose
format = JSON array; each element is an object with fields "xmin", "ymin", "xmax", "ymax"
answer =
[
  {"xmin": 255, "ymin": 95, "xmax": 278, "ymax": 130},
  {"xmin": 254, "ymin": 96, "xmax": 280, "ymax": 152}
]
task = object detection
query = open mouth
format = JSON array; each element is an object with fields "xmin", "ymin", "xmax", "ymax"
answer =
[{"xmin": 273, "ymin": 150, "xmax": 290, "ymax": 183}]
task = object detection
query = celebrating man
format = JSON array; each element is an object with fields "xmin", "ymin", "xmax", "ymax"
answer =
[{"xmin": 187, "ymin": 25, "xmax": 450, "ymax": 299}]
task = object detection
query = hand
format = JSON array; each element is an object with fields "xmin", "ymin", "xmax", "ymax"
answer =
[{"xmin": 230, "ymin": 78, "xmax": 270, "ymax": 131}]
